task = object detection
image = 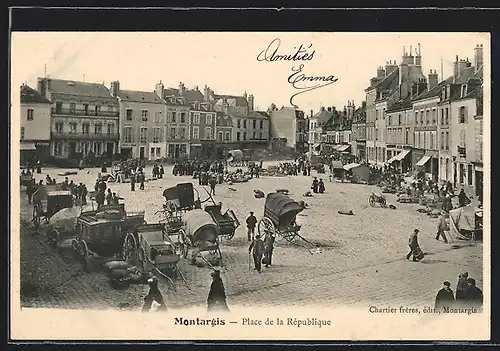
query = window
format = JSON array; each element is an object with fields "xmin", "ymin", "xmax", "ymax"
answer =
[
  {"xmin": 243, "ymin": 132, "xmax": 247, "ymax": 140},
  {"xmin": 193, "ymin": 126, "xmax": 199, "ymax": 139},
  {"xmin": 423, "ymin": 132, "xmax": 427, "ymax": 149},
  {"xmin": 126, "ymin": 109, "xmax": 133, "ymax": 121},
  {"xmin": 179, "ymin": 128, "xmax": 185, "ymax": 140},
  {"xmin": 430, "ymin": 133, "xmax": 434, "ymax": 150},
  {"xmin": 388, "ymin": 115, "xmax": 392, "ymax": 126},
  {"xmin": 398, "ymin": 114, "xmax": 401, "ymax": 125},
  {"xmin": 70, "ymin": 103, "xmax": 76, "ymax": 113},
  {"xmin": 124, "ymin": 127, "xmax": 133, "ymax": 143},
  {"xmin": 69, "ymin": 122, "xmax": 77, "ymax": 134},
  {"xmin": 151, "ymin": 148, "xmax": 155, "ymax": 157},
  {"xmin": 440, "ymin": 109, "xmax": 444, "ymax": 125},
  {"xmin": 425, "ymin": 110, "xmax": 430, "ymax": 125},
  {"xmin": 193, "ymin": 113, "xmax": 200, "ymax": 124},
  {"xmin": 260, "ymin": 120, "xmax": 264, "ymax": 129},
  {"xmin": 170, "ymin": 111, "xmax": 176, "ymax": 123},
  {"xmin": 432, "ymin": 109, "xmax": 437, "ymax": 124},
  {"xmin": 252, "ymin": 119, "xmax": 257, "ymax": 129},
  {"xmin": 94, "ymin": 123, "xmax": 103, "ymax": 134},
  {"xmin": 82, "ymin": 123, "xmax": 90, "ymax": 134},
  {"xmin": 20, "ymin": 127, "xmax": 25, "ymax": 140},
  {"xmin": 107, "ymin": 124, "xmax": 114, "ymax": 134},
  {"xmin": 141, "ymin": 110, "xmax": 149, "ymax": 122},
  {"xmin": 405, "ymin": 128, "xmax": 409, "ymax": 144},
  {"xmin": 259, "ymin": 132, "xmax": 263, "ymax": 140},
  {"xmin": 170, "ymin": 127, "xmax": 176, "ymax": 140},
  {"xmin": 180, "ymin": 112, "xmax": 186, "ymax": 123},
  {"xmin": 206, "ymin": 114, "xmax": 213, "ymax": 125},
  {"xmin": 54, "ymin": 141, "xmax": 63, "ymax": 156},
  {"xmin": 156, "ymin": 147, "xmax": 161, "ymax": 157},
  {"xmin": 204, "ymin": 127, "xmax": 212, "ymax": 139},
  {"xmin": 154, "ymin": 111, "xmax": 162, "ymax": 123},
  {"xmin": 140, "ymin": 127, "xmax": 148, "ymax": 143},
  {"xmin": 218, "ymin": 131, "xmax": 223, "ymax": 142},
  {"xmin": 459, "ymin": 106, "xmax": 468, "ymax": 124},
  {"xmin": 420, "ymin": 112, "xmax": 424, "ymax": 125},
  {"xmin": 414, "ymin": 112, "xmax": 418, "ymax": 125},
  {"xmin": 252, "ymin": 131, "xmax": 257, "ymax": 140},
  {"xmin": 27, "ymin": 109, "xmax": 34, "ymax": 121},
  {"xmin": 153, "ymin": 127, "xmax": 161, "ymax": 143},
  {"xmin": 236, "ymin": 132, "xmax": 241, "ymax": 141},
  {"xmin": 460, "ymin": 130, "xmax": 466, "ymax": 147},
  {"xmin": 445, "ymin": 132, "xmax": 449, "ymax": 150},
  {"xmin": 55, "ymin": 122, "xmax": 63, "ymax": 133},
  {"xmin": 459, "ymin": 164, "xmax": 465, "ymax": 184},
  {"xmin": 243, "ymin": 120, "xmax": 247, "ymax": 129},
  {"xmin": 108, "ymin": 105, "xmax": 113, "ymax": 112},
  {"xmin": 84, "ymin": 104, "xmax": 89, "ymax": 115},
  {"xmin": 225, "ymin": 131, "xmax": 230, "ymax": 141},
  {"xmin": 95, "ymin": 105, "xmax": 101, "ymax": 115},
  {"xmin": 440, "ymin": 132, "xmax": 444, "ymax": 150},
  {"xmin": 461, "ymin": 84, "xmax": 467, "ymax": 98},
  {"xmin": 467, "ymin": 165, "xmax": 473, "ymax": 186},
  {"xmin": 237, "ymin": 119, "xmax": 241, "ymax": 128}
]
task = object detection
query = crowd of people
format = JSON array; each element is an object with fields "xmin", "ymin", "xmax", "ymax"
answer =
[{"xmin": 434, "ymin": 272, "xmax": 483, "ymax": 311}]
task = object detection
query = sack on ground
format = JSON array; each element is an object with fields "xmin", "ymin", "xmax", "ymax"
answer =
[{"xmin": 104, "ymin": 260, "xmax": 130, "ymax": 271}]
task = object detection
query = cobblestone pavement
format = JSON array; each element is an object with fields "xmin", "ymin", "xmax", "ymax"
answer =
[{"xmin": 17, "ymin": 164, "xmax": 483, "ymax": 311}]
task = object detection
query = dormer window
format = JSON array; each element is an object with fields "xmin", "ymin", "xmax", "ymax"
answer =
[
  {"xmin": 461, "ymin": 84, "xmax": 467, "ymax": 98},
  {"xmin": 441, "ymin": 87, "xmax": 446, "ymax": 100}
]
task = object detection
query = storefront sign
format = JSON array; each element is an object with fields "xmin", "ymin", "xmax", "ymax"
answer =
[{"xmin": 35, "ymin": 142, "xmax": 50, "ymax": 147}]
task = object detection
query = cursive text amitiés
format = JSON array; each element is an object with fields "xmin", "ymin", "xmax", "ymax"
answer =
[{"xmin": 256, "ymin": 38, "xmax": 338, "ymax": 107}]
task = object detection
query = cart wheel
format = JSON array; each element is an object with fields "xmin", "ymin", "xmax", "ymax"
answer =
[
  {"xmin": 32, "ymin": 205, "xmax": 40, "ymax": 229},
  {"xmin": 122, "ymin": 233, "xmax": 137, "ymax": 264},
  {"xmin": 178, "ymin": 229, "xmax": 189, "ymax": 259},
  {"xmin": 138, "ymin": 247, "xmax": 147, "ymax": 271},
  {"xmin": 225, "ymin": 231, "xmax": 235, "ymax": 240},
  {"xmin": 284, "ymin": 231, "xmax": 298, "ymax": 242},
  {"xmin": 369, "ymin": 196, "xmax": 376, "ymax": 207},
  {"xmin": 257, "ymin": 217, "xmax": 276, "ymax": 241},
  {"xmin": 79, "ymin": 240, "xmax": 92, "ymax": 272},
  {"xmin": 47, "ymin": 229, "xmax": 60, "ymax": 249},
  {"xmin": 381, "ymin": 199, "xmax": 387, "ymax": 208}
]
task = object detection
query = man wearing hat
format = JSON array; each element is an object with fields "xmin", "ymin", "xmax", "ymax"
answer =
[
  {"xmin": 435, "ymin": 281, "xmax": 455, "ymax": 311},
  {"xmin": 465, "ymin": 278, "xmax": 483, "ymax": 309},
  {"xmin": 248, "ymin": 234, "xmax": 265, "ymax": 272},
  {"xmin": 436, "ymin": 212, "xmax": 449, "ymax": 243},
  {"xmin": 406, "ymin": 229, "xmax": 420, "ymax": 262},
  {"xmin": 207, "ymin": 270, "xmax": 229, "ymax": 312},
  {"xmin": 246, "ymin": 211, "xmax": 258, "ymax": 242}
]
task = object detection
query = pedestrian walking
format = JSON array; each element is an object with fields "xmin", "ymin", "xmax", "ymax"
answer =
[
  {"xmin": 207, "ymin": 270, "xmax": 229, "ymax": 312},
  {"xmin": 209, "ymin": 176, "xmax": 217, "ymax": 195},
  {"xmin": 159, "ymin": 165, "xmax": 164, "ymax": 179},
  {"xmin": 141, "ymin": 276, "xmax": 167, "ymax": 312},
  {"xmin": 406, "ymin": 228, "xmax": 421, "ymax": 262},
  {"xmin": 26, "ymin": 179, "xmax": 35, "ymax": 204},
  {"xmin": 95, "ymin": 189, "xmax": 105, "ymax": 209},
  {"xmin": 138, "ymin": 172, "xmax": 145, "ymax": 190},
  {"xmin": 263, "ymin": 233, "xmax": 275, "ymax": 268},
  {"xmin": 435, "ymin": 212, "xmax": 449, "ymax": 243},
  {"xmin": 130, "ymin": 173, "xmax": 136, "ymax": 191},
  {"xmin": 246, "ymin": 211, "xmax": 257, "ymax": 241},
  {"xmin": 248, "ymin": 234, "xmax": 265, "ymax": 273},
  {"xmin": 435, "ymin": 281, "xmax": 455, "ymax": 311},
  {"xmin": 458, "ymin": 188, "xmax": 469, "ymax": 207}
]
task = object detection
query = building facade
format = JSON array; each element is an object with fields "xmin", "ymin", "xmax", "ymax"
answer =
[
  {"xmin": 385, "ymin": 100, "xmax": 413, "ymax": 173},
  {"xmin": 189, "ymin": 100, "xmax": 217, "ymax": 159},
  {"xmin": 214, "ymin": 111, "xmax": 234, "ymax": 157},
  {"xmin": 115, "ymin": 82, "xmax": 167, "ymax": 160},
  {"xmin": 37, "ymin": 78, "xmax": 120, "ymax": 165},
  {"xmin": 351, "ymin": 101, "xmax": 367, "ymax": 161},
  {"xmin": 20, "ymin": 84, "xmax": 52, "ymax": 164},
  {"xmin": 268, "ymin": 104, "xmax": 308, "ymax": 152}
]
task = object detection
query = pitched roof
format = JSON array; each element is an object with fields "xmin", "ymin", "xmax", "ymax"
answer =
[
  {"xmin": 20, "ymin": 85, "xmax": 50, "ymax": 104},
  {"xmin": 312, "ymin": 109, "xmax": 333, "ymax": 124},
  {"xmin": 386, "ymin": 96, "xmax": 412, "ymax": 113},
  {"xmin": 213, "ymin": 94, "xmax": 249, "ymax": 107},
  {"xmin": 413, "ymin": 76, "xmax": 453, "ymax": 102},
  {"xmin": 44, "ymin": 78, "xmax": 113, "ymax": 98},
  {"xmin": 366, "ymin": 68, "xmax": 399, "ymax": 92},
  {"xmin": 118, "ymin": 90, "xmax": 164, "ymax": 104}
]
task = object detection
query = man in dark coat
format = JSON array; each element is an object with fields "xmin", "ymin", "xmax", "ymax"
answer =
[
  {"xmin": 138, "ymin": 172, "xmax": 145, "ymax": 190},
  {"xmin": 95, "ymin": 189, "xmax": 105, "ymax": 209},
  {"xmin": 435, "ymin": 281, "xmax": 455, "ymax": 311},
  {"xmin": 130, "ymin": 173, "xmax": 136, "ymax": 191},
  {"xmin": 263, "ymin": 234, "xmax": 275, "ymax": 268},
  {"xmin": 207, "ymin": 270, "xmax": 229, "ymax": 312},
  {"xmin": 142, "ymin": 276, "xmax": 167, "ymax": 312},
  {"xmin": 26, "ymin": 179, "xmax": 35, "ymax": 204},
  {"xmin": 465, "ymin": 278, "xmax": 483, "ymax": 309},
  {"xmin": 246, "ymin": 211, "xmax": 257, "ymax": 241},
  {"xmin": 249, "ymin": 234, "xmax": 265, "ymax": 273},
  {"xmin": 312, "ymin": 177, "xmax": 319, "ymax": 193},
  {"xmin": 406, "ymin": 229, "xmax": 420, "ymax": 262},
  {"xmin": 456, "ymin": 272, "xmax": 469, "ymax": 302},
  {"xmin": 458, "ymin": 189, "xmax": 469, "ymax": 207}
]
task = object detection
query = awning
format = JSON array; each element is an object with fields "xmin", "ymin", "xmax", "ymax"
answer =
[
  {"xmin": 20, "ymin": 142, "xmax": 36, "ymax": 151},
  {"xmin": 343, "ymin": 162, "xmax": 360, "ymax": 171},
  {"xmin": 338, "ymin": 145, "xmax": 350, "ymax": 152},
  {"xmin": 387, "ymin": 149, "xmax": 411, "ymax": 163},
  {"xmin": 416, "ymin": 155, "xmax": 431, "ymax": 167}
]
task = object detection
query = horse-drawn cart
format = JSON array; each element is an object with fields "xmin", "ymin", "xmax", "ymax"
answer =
[
  {"xmin": 257, "ymin": 193, "xmax": 304, "ymax": 241},
  {"xmin": 177, "ymin": 209, "xmax": 223, "ymax": 267},
  {"xmin": 204, "ymin": 202, "xmax": 240, "ymax": 240},
  {"xmin": 227, "ymin": 149, "xmax": 244, "ymax": 167},
  {"xmin": 32, "ymin": 185, "xmax": 74, "ymax": 229}
]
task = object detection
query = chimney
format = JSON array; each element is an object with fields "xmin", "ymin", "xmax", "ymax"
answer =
[
  {"xmin": 243, "ymin": 91, "xmax": 247, "ymax": 101},
  {"xmin": 155, "ymin": 80, "xmax": 164, "ymax": 98},
  {"xmin": 222, "ymin": 100, "xmax": 229, "ymax": 116},
  {"xmin": 428, "ymin": 69, "xmax": 438, "ymax": 90},
  {"xmin": 37, "ymin": 77, "xmax": 46, "ymax": 98},
  {"xmin": 385, "ymin": 60, "xmax": 398, "ymax": 76},
  {"xmin": 327, "ymin": 107, "xmax": 332, "ymax": 112},
  {"xmin": 457, "ymin": 59, "xmax": 469, "ymax": 78},
  {"xmin": 110, "ymin": 81, "xmax": 120, "ymax": 97},
  {"xmin": 203, "ymin": 84, "xmax": 210, "ymax": 102},
  {"xmin": 453, "ymin": 55, "xmax": 459, "ymax": 82},
  {"xmin": 320, "ymin": 106, "xmax": 325, "ymax": 112},
  {"xmin": 248, "ymin": 94, "xmax": 254, "ymax": 112},
  {"xmin": 178, "ymin": 82, "xmax": 185, "ymax": 95},
  {"xmin": 377, "ymin": 66, "xmax": 386, "ymax": 79},
  {"xmin": 474, "ymin": 44, "xmax": 484, "ymax": 72},
  {"xmin": 370, "ymin": 77, "xmax": 381, "ymax": 87},
  {"xmin": 402, "ymin": 46, "xmax": 414, "ymax": 65},
  {"xmin": 310, "ymin": 109, "xmax": 313, "ymax": 117}
]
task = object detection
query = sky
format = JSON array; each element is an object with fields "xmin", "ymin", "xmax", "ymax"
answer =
[{"xmin": 11, "ymin": 32, "xmax": 488, "ymax": 113}]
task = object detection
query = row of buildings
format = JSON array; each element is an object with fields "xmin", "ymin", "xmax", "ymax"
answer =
[
  {"xmin": 20, "ymin": 80, "xmax": 271, "ymax": 164},
  {"xmin": 289, "ymin": 43, "xmax": 484, "ymax": 198}
]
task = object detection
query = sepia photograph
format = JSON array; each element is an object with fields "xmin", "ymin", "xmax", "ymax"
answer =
[{"xmin": 10, "ymin": 31, "xmax": 490, "ymax": 340}]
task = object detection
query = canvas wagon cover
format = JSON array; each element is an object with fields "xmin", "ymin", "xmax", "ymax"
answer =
[
  {"xmin": 265, "ymin": 193, "xmax": 303, "ymax": 220},
  {"xmin": 331, "ymin": 160, "xmax": 344, "ymax": 169},
  {"xmin": 449, "ymin": 204, "xmax": 476, "ymax": 239},
  {"xmin": 183, "ymin": 209, "xmax": 218, "ymax": 243},
  {"xmin": 228, "ymin": 149, "xmax": 243, "ymax": 161},
  {"xmin": 162, "ymin": 183, "xmax": 195, "ymax": 209},
  {"xmin": 48, "ymin": 207, "xmax": 81, "ymax": 232}
]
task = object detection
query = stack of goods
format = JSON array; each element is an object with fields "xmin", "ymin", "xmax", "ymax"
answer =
[
  {"xmin": 260, "ymin": 166, "xmax": 287, "ymax": 177},
  {"xmin": 103, "ymin": 260, "xmax": 144, "ymax": 287},
  {"xmin": 95, "ymin": 210, "xmax": 122, "ymax": 220}
]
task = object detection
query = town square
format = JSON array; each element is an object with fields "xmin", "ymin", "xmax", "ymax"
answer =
[{"xmin": 15, "ymin": 32, "xmax": 485, "ymax": 314}]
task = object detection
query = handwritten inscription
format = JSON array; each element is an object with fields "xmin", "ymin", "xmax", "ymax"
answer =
[{"xmin": 256, "ymin": 38, "xmax": 338, "ymax": 107}]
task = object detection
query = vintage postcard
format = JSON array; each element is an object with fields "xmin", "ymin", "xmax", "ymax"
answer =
[{"xmin": 10, "ymin": 32, "xmax": 490, "ymax": 340}]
